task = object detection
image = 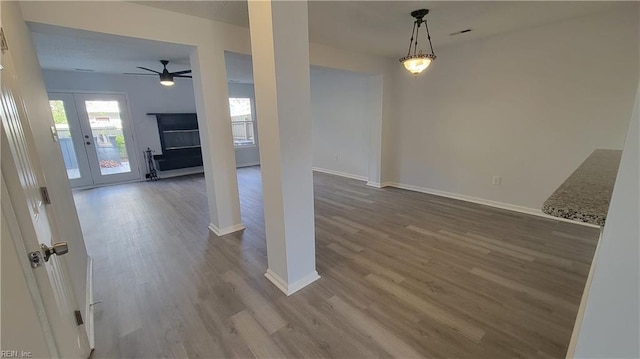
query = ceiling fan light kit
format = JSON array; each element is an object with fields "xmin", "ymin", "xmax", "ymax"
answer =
[
  {"xmin": 123, "ymin": 59, "xmax": 192, "ymax": 87},
  {"xmin": 160, "ymin": 72, "xmax": 175, "ymax": 87},
  {"xmin": 399, "ymin": 9, "xmax": 437, "ymax": 76}
]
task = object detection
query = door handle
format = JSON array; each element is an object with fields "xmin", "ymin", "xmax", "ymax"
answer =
[{"xmin": 41, "ymin": 242, "xmax": 69, "ymax": 262}]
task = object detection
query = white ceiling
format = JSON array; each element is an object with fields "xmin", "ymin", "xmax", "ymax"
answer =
[
  {"xmin": 30, "ymin": 23, "xmax": 193, "ymax": 74},
  {"xmin": 30, "ymin": 23, "xmax": 255, "ymax": 83},
  {"xmin": 30, "ymin": 1, "xmax": 618, "ymax": 81},
  {"xmin": 135, "ymin": 1, "xmax": 617, "ymax": 58}
]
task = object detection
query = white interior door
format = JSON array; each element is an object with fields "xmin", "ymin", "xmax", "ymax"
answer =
[
  {"xmin": 48, "ymin": 92, "xmax": 93, "ymax": 187},
  {"xmin": 1, "ymin": 47, "xmax": 90, "ymax": 357}
]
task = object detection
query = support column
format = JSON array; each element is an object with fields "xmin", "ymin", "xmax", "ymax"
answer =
[
  {"xmin": 248, "ymin": 0, "xmax": 320, "ymax": 295},
  {"xmin": 190, "ymin": 43, "xmax": 244, "ymax": 236},
  {"xmin": 366, "ymin": 74, "xmax": 384, "ymax": 187}
]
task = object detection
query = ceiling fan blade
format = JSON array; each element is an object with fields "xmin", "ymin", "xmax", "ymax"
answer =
[
  {"xmin": 174, "ymin": 75, "xmax": 192, "ymax": 78},
  {"xmin": 123, "ymin": 73, "xmax": 159, "ymax": 76},
  {"xmin": 137, "ymin": 66, "xmax": 161, "ymax": 74},
  {"xmin": 171, "ymin": 70, "xmax": 192, "ymax": 75}
]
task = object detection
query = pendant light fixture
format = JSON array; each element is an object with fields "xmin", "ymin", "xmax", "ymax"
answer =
[{"xmin": 399, "ymin": 9, "xmax": 436, "ymax": 76}]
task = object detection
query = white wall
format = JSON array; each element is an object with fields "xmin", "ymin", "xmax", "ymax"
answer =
[
  {"xmin": 573, "ymin": 80, "xmax": 639, "ymax": 357},
  {"xmin": 42, "ymin": 70, "xmax": 260, "ymax": 175},
  {"xmin": 310, "ymin": 66, "xmax": 374, "ymax": 179},
  {"xmin": 225, "ymin": 63, "xmax": 382, "ymax": 178},
  {"xmin": 388, "ymin": 4, "xmax": 639, "ymax": 211}
]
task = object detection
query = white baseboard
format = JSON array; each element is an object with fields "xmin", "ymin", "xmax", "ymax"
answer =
[
  {"xmin": 237, "ymin": 162, "xmax": 260, "ymax": 168},
  {"xmin": 73, "ymin": 178, "xmax": 142, "ymax": 190},
  {"xmin": 157, "ymin": 167, "xmax": 204, "ymax": 179},
  {"xmin": 208, "ymin": 222, "xmax": 246, "ymax": 236},
  {"xmin": 313, "ymin": 167, "xmax": 367, "ymax": 182},
  {"xmin": 386, "ymin": 181, "xmax": 599, "ymax": 228},
  {"xmin": 264, "ymin": 269, "xmax": 321, "ymax": 296},
  {"xmin": 366, "ymin": 181, "xmax": 392, "ymax": 188},
  {"xmin": 85, "ymin": 256, "xmax": 95, "ymax": 350}
]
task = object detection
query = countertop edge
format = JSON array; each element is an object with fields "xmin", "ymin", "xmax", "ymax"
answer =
[{"xmin": 542, "ymin": 149, "xmax": 622, "ymax": 227}]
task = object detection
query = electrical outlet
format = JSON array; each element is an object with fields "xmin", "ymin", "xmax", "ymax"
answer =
[{"xmin": 492, "ymin": 176, "xmax": 502, "ymax": 185}]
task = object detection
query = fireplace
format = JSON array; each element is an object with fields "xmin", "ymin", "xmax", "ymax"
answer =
[
  {"xmin": 148, "ymin": 113, "xmax": 203, "ymax": 171},
  {"xmin": 163, "ymin": 130, "xmax": 200, "ymax": 150}
]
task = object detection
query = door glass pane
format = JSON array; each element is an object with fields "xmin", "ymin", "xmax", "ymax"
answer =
[
  {"xmin": 84, "ymin": 100, "xmax": 131, "ymax": 175},
  {"xmin": 49, "ymin": 100, "xmax": 81, "ymax": 179},
  {"xmin": 229, "ymin": 98, "xmax": 255, "ymax": 147}
]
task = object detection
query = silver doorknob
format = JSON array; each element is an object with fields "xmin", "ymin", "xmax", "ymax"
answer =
[{"xmin": 41, "ymin": 242, "xmax": 69, "ymax": 262}]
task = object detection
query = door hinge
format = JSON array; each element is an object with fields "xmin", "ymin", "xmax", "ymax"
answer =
[
  {"xmin": 40, "ymin": 187, "xmax": 51, "ymax": 205},
  {"xmin": 74, "ymin": 310, "xmax": 84, "ymax": 326},
  {"xmin": 0, "ymin": 28, "xmax": 8, "ymax": 51}
]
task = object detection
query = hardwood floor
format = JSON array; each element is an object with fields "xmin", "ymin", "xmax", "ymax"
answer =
[{"xmin": 73, "ymin": 167, "xmax": 599, "ymax": 358}]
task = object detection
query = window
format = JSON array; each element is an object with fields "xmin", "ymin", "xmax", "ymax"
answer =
[{"xmin": 229, "ymin": 98, "xmax": 255, "ymax": 148}]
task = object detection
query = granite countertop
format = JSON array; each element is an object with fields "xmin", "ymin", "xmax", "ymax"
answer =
[{"xmin": 542, "ymin": 149, "xmax": 622, "ymax": 226}]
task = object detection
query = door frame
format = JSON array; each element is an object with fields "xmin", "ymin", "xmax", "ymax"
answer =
[{"xmin": 47, "ymin": 90, "xmax": 143, "ymax": 188}]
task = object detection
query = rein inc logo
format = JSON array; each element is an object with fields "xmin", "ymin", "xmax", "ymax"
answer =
[{"xmin": 1, "ymin": 351, "xmax": 32, "ymax": 358}]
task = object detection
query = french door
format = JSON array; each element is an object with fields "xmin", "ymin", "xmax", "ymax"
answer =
[{"xmin": 48, "ymin": 92, "xmax": 140, "ymax": 187}]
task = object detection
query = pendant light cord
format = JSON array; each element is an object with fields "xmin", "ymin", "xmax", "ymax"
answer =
[
  {"xmin": 424, "ymin": 19, "xmax": 435, "ymax": 57},
  {"xmin": 414, "ymin": 21, "xmax": 420, "ymax": 56},
  {"xmin": 406, "ymin": 21, "xmax": 417, "ymax": 57},
  {"xmin": 406, "ymin": 17, "xmax": 436, "ymax": 58}
]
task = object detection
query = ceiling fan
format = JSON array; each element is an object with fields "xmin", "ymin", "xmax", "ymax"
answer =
[{"xmin": 123, "ymin": 60, "xmax": 192, "ymax": 87}]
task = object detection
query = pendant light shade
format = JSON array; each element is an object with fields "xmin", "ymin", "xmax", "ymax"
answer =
[
  {"xmin": 402, "ymin": 55, "xmax": 433, "ymax": 75},
  {"xmin": 399, "ymin": 9, "xmax": 436, "ymax": 76}
]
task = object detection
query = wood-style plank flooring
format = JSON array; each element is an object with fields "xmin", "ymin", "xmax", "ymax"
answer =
[{"xmin": 73, "ymin": 167, "xmax": 600, "ymax": 358}]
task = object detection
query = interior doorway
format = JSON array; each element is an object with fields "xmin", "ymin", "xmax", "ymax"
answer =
[
  {"xmin": 48, "ymin": 92, "xmax": 140, "ymax": 187},
  {"xmin": 224, "ymin": 51, "xmax": 262, "ymax": 236}
]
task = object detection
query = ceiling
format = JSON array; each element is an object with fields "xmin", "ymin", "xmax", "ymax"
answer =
[
  {"xmin": 30, "ymin": 23, "xmax": 193, "ymax": 74},
  {"xmin": 135, "ymin": 1, "xmax": 617, "ymax": 58},
  {"xmin": 30, "ymin": 23, "xmax": 256, "ymax": 83},
  {"xmin": 30, "ymin": 1, "xmax": 618, "ymax": 80}
]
